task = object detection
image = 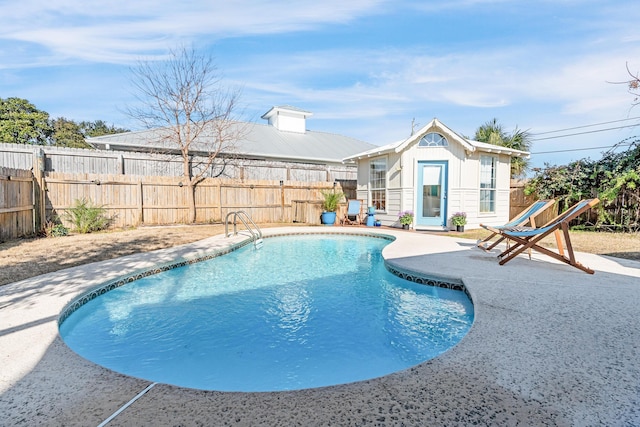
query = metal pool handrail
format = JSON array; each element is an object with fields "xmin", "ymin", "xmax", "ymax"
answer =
[{"xmin": 224, "ymin": 210, "xmax": 263, "ymax": 247}]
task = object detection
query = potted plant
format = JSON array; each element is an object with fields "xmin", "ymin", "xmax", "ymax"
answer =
[
  {"xmin": 398, "ymin": 210, "xmax": 414, "ymax": 229},
  {"xmin": 320, "ymin": 190, "xmax": 344, "ymax": 225},
  {"xmin": 451, "ymin": 212, "xmax": 467, "ymax": 232}
]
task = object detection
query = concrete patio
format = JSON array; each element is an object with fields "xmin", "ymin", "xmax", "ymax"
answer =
[{"xmin": 1, "ymin": 227, "xmax": 639, "ymax": 426}]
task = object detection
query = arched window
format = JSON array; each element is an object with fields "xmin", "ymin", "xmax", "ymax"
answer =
[{"xmin": 419, "ymin": 132, "xmax": 448, "ymax": 147}]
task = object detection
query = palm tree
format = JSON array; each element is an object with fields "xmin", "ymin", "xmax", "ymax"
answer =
[
  {"xmin": 474, "ymin": 118, "xmax": 507, "ymax": 146},
  {"xmin": 474, "ymin": 118, "xmax": 531, "ymax": 178},
  {"xmin": 504, "ymin": 127, "xmax": 531, "ymax": 178}
]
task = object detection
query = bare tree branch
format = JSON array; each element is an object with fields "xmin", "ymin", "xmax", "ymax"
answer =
[
  {"xmin": 126, "ymin": 46, "xmax": 246, "ymax": 222},
  {"xmin": 610, "ymin": 62, "xmax": 640, "ymax": 106},
  {"xmin": 626, "ymin": 62, "xmax": 640, "ymax": 105}
]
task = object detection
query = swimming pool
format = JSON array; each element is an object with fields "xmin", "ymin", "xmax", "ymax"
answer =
[{"xmin": 59, "ymin": 233, "xmax": 474, "ymax": 392}]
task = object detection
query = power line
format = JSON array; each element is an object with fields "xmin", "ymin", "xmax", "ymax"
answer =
[
  {"xmin": 530, "ymin": 124, "xmax": 639, "ymax": 141},
  {"xmin": 530, "ymin": 116, "xmax": 640, "ymax": 136},
  {"xmin": 531, "ymin": 142, "xmax": 633, "ymax": 155}
]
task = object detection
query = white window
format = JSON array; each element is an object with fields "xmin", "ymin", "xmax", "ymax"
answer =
[
  {"xmin": 480, "ymin": 155, "xmax": 497, "ymax": 213},
  {"xmin": 419, "ymin": 132, "xmax": 448, "ymax": 147},
  {"xmin": 369, "ymin": 158, "xmax": 387, "ymax": 211}
]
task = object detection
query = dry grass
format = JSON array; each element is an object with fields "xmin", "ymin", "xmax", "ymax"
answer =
[
  {"xmin": 0, "ymin": 225, "xmax": 226, "ymax": 286},
  {"xmin": 456, "ymin": 228, "xmax": 640, "ymax": 261},
  {"xmin": 1, "ymin": 224, "xmax": 638, "ymax": 287}
]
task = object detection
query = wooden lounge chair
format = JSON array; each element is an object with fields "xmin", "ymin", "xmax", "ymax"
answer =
[
  {"xmin": 487, "ymin": 198, "xmax": 600, "ymax": 274},
  {"xmin": 342, "ymin": 199, "xmax": 364, "ymax": 225},
  {"xmin": 477, "ymin": 199, "xmax": 555, "ymax": 251}
]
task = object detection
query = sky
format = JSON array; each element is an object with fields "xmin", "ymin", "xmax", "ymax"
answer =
[{"xmin": 1, "ymin": 0, "xmax": 639, "ymax": 171}]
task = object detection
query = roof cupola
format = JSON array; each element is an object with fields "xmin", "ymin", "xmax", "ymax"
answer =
[{"xmin": 261, "ymin": 105, "xmax": 312, "ymax": 134}]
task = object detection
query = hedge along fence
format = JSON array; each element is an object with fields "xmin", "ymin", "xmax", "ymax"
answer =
[
  {"xmin": 0, "ymin": 167, "xmax": 35, "ymax": 241},
  {"xmin": 509, "ymin": 181, "xmax": 640, "ymax": 230},
  {"xmin": 43, "ymin": 172, "xmax": 356, "ymax": 229}
]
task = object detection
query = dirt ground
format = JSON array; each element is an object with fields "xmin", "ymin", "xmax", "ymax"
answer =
[{"xmin": 0, "ymin": 224, "xmax": 638, "ymax": 286}]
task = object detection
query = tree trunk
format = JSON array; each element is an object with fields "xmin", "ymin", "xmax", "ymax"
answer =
[
  {"xmin": 184, "ymin": 153, "xmax": 197, "ymax": 223},
  {"xmin": 187, "ymin": 180, "xmax": 197, "ymax": 223}
]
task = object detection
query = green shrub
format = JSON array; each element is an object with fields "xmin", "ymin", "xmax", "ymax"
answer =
[
  {"xmin": 526, "ymin": 137, "xmax": 640, "ymax": 231},
  {"xmin": 64, "ymin": 198, "xmax": 112, "ymax": 233},
  {"xmin": 50, "ymin": 223, "xmax": 69, "ymax": 237},
  {"xmin": 44, "ymin": 220, "xmax": 69, "ymax": 237}
]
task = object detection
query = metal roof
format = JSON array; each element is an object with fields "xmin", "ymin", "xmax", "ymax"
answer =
[{"xmin": 87, "ymin": 121, "xmax": 376, "ymax": 165}]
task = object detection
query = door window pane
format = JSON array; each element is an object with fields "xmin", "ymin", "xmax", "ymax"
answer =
[{"xmin": 422, "ymin": 165, "xmax": 442, "ymax": 217}]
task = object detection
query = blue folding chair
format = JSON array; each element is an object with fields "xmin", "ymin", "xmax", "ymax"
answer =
[
  {"xmin": 487, "ymin": 199, "xmax": 599, "ymax": 274},
  {"xmin": 342, "ymin": 200, "xmax": 363, "ymax": 225},
  {"xmin": 477, "ymin": 199, "xmax": 555, "ymax": 251}
]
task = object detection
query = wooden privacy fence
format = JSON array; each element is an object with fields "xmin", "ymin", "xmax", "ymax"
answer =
[
  {"xmin": 11, "ymin": 171, "xmax": 613, "ymax": 239},
  {"xmin": 44, "ymin": 172, "xmax": 356, "ymax": 229},
  {"xmin": 0, "ymin": 167, "xmax": 35, "ymax": 241},
  {"xmin": 510, "ymin": 182, "xmax": 557, "ymax": 225},
  {"xmin": 0, "ymin": 142, "xmax": 358, "ymax": 182}
]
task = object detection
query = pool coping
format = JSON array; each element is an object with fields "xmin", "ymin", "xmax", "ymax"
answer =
[{"xmin": 2, "ymin": 226, "xmax": 640, "ymax": 426}]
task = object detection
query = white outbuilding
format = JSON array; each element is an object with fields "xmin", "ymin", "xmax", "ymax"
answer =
[{"xmin": 343, "ymin": 118, "xmax": 529, "ymax": 230}]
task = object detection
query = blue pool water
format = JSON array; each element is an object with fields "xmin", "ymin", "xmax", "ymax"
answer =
[{"xmin": 59, "ymin": 234, "xmax": 474, "ymax": 392}]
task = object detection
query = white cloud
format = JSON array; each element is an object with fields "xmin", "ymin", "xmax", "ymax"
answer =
[
  {"xmin": 2, "ymin": 0, "xmax": 638, "ymax": 169},
  {"xmin": 0, "ymin": 0, "xmax": 387, "ymax": 66},
  {"xmin": 228, "ymin": 30, "xmax": 639, "ymax": 158}
]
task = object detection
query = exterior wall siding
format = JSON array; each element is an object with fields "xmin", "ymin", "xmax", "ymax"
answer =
[{"xmin": 381, "ymin": 188, "xmax": 403, "ymax": 224}]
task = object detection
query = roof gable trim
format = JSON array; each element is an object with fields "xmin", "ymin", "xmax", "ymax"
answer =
[
  {"xmin": 394, "ymin": 118, "xmax": 475, "ymax": 153},
  {"xmin": 342, "ymin": 118, "xmax": 530, "ymax": 162}
]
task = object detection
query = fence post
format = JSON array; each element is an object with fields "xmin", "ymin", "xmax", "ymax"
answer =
[
  {"xmin": 218, "ymin": 183, "xmax": 223, "ymax": 222},
  {"xmin": 280, "ymin": 180, "xmax": 285, "ymax": 222},
  {"xmin": 138, "ymin": 181, "xmax": 144, "ymax": 224},
  {"xmin": 32, "ymin": 148, "xmax": 46, "ymax": 233}
]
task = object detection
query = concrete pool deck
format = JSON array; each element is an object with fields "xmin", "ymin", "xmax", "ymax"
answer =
[{"xmin": 1, "ymin": 226, "xmax": 639, "ymax": 426}]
